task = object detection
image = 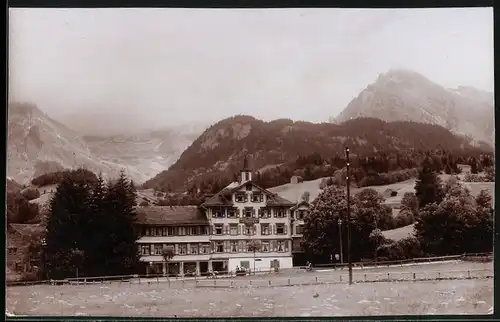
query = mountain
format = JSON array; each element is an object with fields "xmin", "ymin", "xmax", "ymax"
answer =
[
  {"xmin": 143, "ymin": 115, "xmax": 489, "ymax": 191},
  {"xmin": 335, "ymin": 69, "xmax": 494, "ymax": 145},
  {"xmin": 7, "ymin": 102, "xmax": 203, "ymax": 184}
]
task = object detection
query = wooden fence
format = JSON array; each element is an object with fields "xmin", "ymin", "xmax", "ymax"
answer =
[{"xmin": 6, "ymin": 252, "xmax": 493, "ymax": 287}]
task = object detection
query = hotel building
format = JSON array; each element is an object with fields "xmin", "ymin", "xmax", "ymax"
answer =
[{"xmin": 135, "ymin": 160, "xmax": 303, "ymax": 275}]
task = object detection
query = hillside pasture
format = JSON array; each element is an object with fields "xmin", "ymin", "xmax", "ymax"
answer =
[{"xmin": 382, "ymin": 224, "xmax": 415, "ymax": 241}]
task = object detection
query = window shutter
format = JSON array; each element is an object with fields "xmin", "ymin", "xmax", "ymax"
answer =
[
  {"xmin": 237, "ymin": 224, "xmax": 241, "ymax": 235},
  {"xmin": 285, "ymin": 240, "xmax": 289, "ymax": 252},
  {"xmin": 252, "ymin": 225, "xmax": 256, "ymax": 235},
  {"xmin": 224, "ymin": 225, "xmax": 229, "ymax": 235},
  {"xmin": 252, "ymin": 208, "xmax": 256, "ymax": 217},
  {"xmin": 272, "ymin": 224, "xmax": 276, "ymax": 235},
  {"xmin": 150, "ymin": 244, "xmax": 154, "ymax": 254},
  {"xmin": 271, "ymin": 241, "xmax": 277, "ymax": 252},
  {"xmin": 284, "ymin": 225, "xmax": 288, "ymax": 235}
]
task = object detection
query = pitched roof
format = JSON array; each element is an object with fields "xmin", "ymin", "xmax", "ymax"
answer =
[
  {"xmin": 290, "ymin": 201, "xmax": 310, "ymax": 210},
  {"xmin": 135, "ymin": 206, "xmax": 209, "ymax": 226},
  {"xmin": 200, "ymin": 180, "xmax": 295, "ymax": 207}
]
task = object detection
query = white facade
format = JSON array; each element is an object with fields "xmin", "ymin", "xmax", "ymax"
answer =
[{"xmin": 202, "ymin": 168, "xmax": 295, "ymax": 272}]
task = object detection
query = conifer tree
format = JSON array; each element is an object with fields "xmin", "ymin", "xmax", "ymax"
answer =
[
  {"xmin": 45, "ymin": 172, "xmax": 92, "ymax": 279},
  {"xmin": 414, "ymin": 157, "xmax": 444, "ymax": 209},
  {"xmin": 102, "ymin": 171, "xmax": 140, "ymax": 275}
]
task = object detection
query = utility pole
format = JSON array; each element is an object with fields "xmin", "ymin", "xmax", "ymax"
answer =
[
  {"xmin": 345, "ymin": 146, "xmax": 353, "ymax": 285},
  {"xmin": 338, "ymin": 219, "xmax": 343, "ymax": 264}
]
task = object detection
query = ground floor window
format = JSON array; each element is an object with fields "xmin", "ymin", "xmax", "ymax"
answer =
[{"xmin": 240, "ymin": 261, "xmax": 250, "ymax": 269}]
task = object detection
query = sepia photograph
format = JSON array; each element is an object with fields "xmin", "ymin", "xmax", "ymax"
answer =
[{"xmin": 6, "ymin": 7, "xmax": 494, "ymax": 318}]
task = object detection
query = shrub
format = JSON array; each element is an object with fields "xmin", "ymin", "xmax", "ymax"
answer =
[
  {"xmin": 139, "ymin": 200, "xmax": 150, "ymax": 207},
  {"xmin": 20, "ymin": 187, "xmax": 40, "ymax": 201}
]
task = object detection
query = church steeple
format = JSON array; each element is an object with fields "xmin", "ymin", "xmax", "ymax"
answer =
[{"xmin": 240, "ymin": 155, "xmax": 252, "ymax": 183}]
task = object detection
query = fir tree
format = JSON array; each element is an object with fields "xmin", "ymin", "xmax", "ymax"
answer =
[
  {"xmin": 102, "ymin": 171, "xmax": 140, "ymax": 275},
  {"xmin": 414, "ymin": 157, "xmax": 444, "ymax": 209},
  {"xmin": 45, "ymin": 172, "xmax": 92, "ymax": 279}
]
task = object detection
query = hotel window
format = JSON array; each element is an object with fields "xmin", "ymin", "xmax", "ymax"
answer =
[
  {"xmin": 262, "ymin": 241, "xmax": 270, "ymax": 252},
  {"xmin": 251, "ymin": 193, "xmax": 262, "ymax": 202},
  {"xmin": 276, "ymin": 208, "xmax": 286, "ymax": 218},
  {"xmin": 276, "ymin": 224, "xmax": 286, "ymax": 235},
  {"xmin": 161, "ymin": 227, "xmax": 168, "ymax": 236},
  {"xmin": 179, "ymin": 244, "xmax": 187, "ymax": 255},
  {"xmin": 246, "ymin": 240, "xmax": 258, "ymax": 252},
  {"xmin": 260, "ymin": 224, "xmax": 270, "ymax": 236},
  {"xmin": 245, "ymin": 225, "xmax": 254, "ymax": 236},
  {"xmin": 236, "ymin": 193, "xmax": 246, "ymax": 203},
  {"xmin": 167, "ymin": 227, "xmax": 174, "ymax": 236},
  {"xmin": 277, "ymin": 241, "xmax": 287, "ymax": 252},
  {"xmin": 297, "ymin": 210, "xmax": 306, "ymax": 220},
  {"xmin": 296, "ymin": 224, "xmax": 304, "ymax": 235},
  {"xmin": 151, "ymin": 227, "xmax": 157, "ymax": 236},
  {"xmin": 178, "ymin": 227, "xmax": 186, "ymax": 236},
  {"xmin": 216, "ymin": 242, "xmax": 224, "ymax": 253},
  {"xmin": 214, "ymin": 224, "xmax": 223, "ymax": 235},
  {"xmin": 259, "ymin": 208, "xmax": 269, "ymax": 218},
  {"xmin": 213, "ymin": 208, "xmax": 224, "ymax": 218},
  {"xmin": 141, "ymin": 245, "xmax": 150, "ymax": 255},
  {"xmin": 244, "ymin": 208, "xmax": 253, "ymax": 218},
  {"xmin": 230, "ymin": 241, "xmax": 238, "ymax": 253},
  {"xmin": 200, "ymin": 244, "xmax": 211, "ymax": 254},
  {"xmin": 228, "ymin": 208, "xmax": 237, "ymax": 218},
  {"xmin": 230, "ymin": 224, "xmax": 238, "ymax": 235},
  {"xmin": 154, "ymin": 244, "xmax": 163, "ymax": 255},
  {"xmin": 201, "ymin": 226, "xmax": 208, "ymax": 235},
  {"xmin": 190, "ymin": 244, "xmax": 199, "ymax": 254},
  {"xmin": 144, "ymin": 228, "xmax": 150, "ymax": 236}
]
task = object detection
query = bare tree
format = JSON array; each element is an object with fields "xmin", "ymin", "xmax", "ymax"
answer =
[
  {"xmin": 247, "ymin": 239, "xmax": 261, "ymax": 275},
  {"xmin": 161, "ymin": 245, "xmax": 175, "ymax": 277}
]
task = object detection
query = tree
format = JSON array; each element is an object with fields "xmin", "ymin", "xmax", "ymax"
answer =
[
  {"xmin": 400, "ymin": 192, "xmax": 419, "ymax": 217},
  {"xmin": 484, "ymin": 166, "xmax": 495, "ymax": 182},
  {"xmin": 415, "ymin": 183, "xmax": 493, "ymax": 256},
  {"xmin": 247, "ymin": 239, "xmax": 261, "ymax": 275},
  {"xmin": 414, "ymin": 158, "xmax": 444, "ymax": 209},
  {"xmin": 161, "ymin": 245, "xmax": 175, "ymax": 277},
  {"xmin": 45, "ymin": 172, "xmax": 92, "ymax": 279},
  {"xmin": 101, "ymin": 171, "xmax": 140, "ymax": 275},
  {"xmin": 475, "ymin": 189, "xmax": 493, "ymax": 209},
  {"xmin": 301, "ymin": 191, "xmax": 310, "ymax": 203}
]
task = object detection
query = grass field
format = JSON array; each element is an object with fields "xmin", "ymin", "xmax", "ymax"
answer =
[
  {"xmin": 7, "ymin": 261, "xmax": 493, "ymax": 317},
  {"xmin": 381, "ymin": 224, "xmax": 415, "ymax": 241}
]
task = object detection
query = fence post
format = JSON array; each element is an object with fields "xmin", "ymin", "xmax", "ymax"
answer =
[
  {"xmin": 413, "ymin": 273, "xmax": 416, "ymax": 280},
  {"xmin": 249, "ymin": 280, "xmax": 252, "ymax": 286},
  {"xmin": 315, "ymin": 276, "xmax": 318, "ymax": 283},
  {"xmin": 213, "ymin": 279, "xmax": 216, "ymax": 286},
  {"xmin": 340, "ymin": 275, "xmax": 342, "ymax": 282},
  {"xmin": 387, "ymin": 273, "xmax": 390, "ymax": 280},
  {"xmin": 288, "ymin": 278, "xmax": 290, "ymax": 285},
  {"xmin": 468, "ymin": 270, "xmax": 471, "ymax": 278},
  {"xmin": 231, "ymin": 281, "xmax": 234, "ymax": 287},
  {"xmin": 156, "ymin": 276, "xmax": 159, "ymax": 285},
  {"xmin": 268, "ymin": 280, "xmax": 271, "ymax": 286},
  {"xmin": 364, "ymin": 274, "xmax": 367, "ymax": 281},
  {"xmin": 438, "ymin": 272, "xmax": 441, "ymax": 280}
]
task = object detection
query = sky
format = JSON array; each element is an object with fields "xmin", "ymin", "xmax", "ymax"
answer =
[{"xmin": 9, "ymin": 8, "xmax": 494, "ymax": 135}]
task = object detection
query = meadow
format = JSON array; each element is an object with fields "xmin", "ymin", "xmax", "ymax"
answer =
[{"xmin": 7, "ymin": 261, "xmax": 493, "ymax": 317}]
